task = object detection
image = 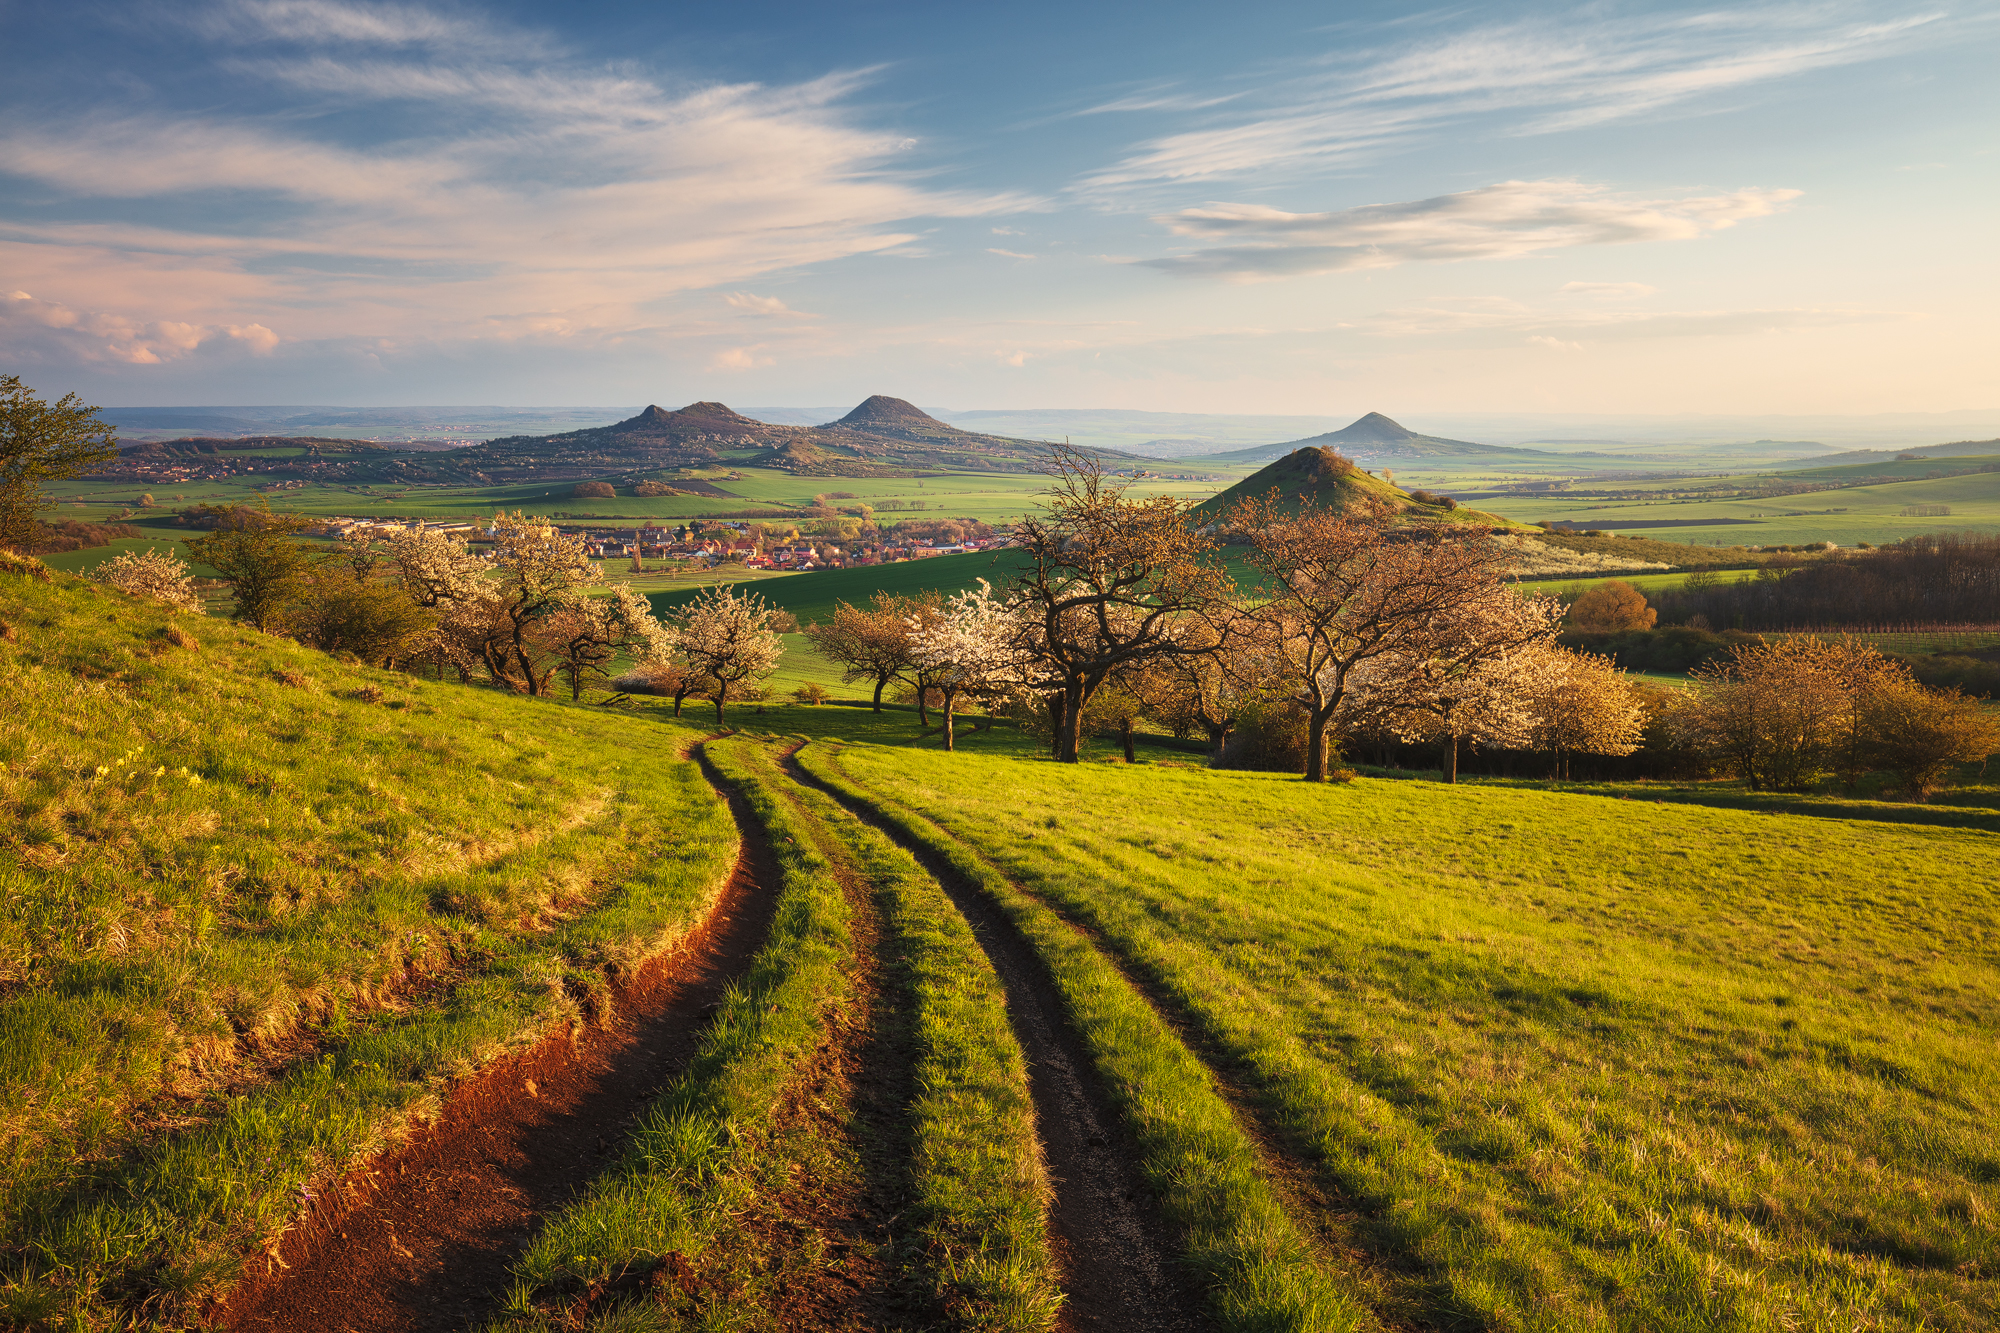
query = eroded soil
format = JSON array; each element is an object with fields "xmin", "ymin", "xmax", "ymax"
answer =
[{"xmin": 218, "ymin": 746, "xmax": 783, "ymax": 1332}]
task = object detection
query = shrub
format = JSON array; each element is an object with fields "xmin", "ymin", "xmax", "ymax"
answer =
[
  {"xmin": 1213, "ymin": 699, "xmax": 1312, "ymax": 772},
  {"xmin": 632, "ymin": 479, "xmax": 676, "ymax": 497},
  {"xmin": 571, "ymin": 481, "xmax": 615, "ymax": 499},
  {"xmin": 1860, "ymin": 679, "xmax": 2000, "ymax": 800},
  {"xmin": 1566, "ymin": 580, "xmax": 1656, "ymax": 632},
  {"xmin": 1893, "ymin": 652, "xmax": 2000, "ymax": 699},
  {"xmin": 28, "ymin": 519, "xmax": 142, "ymax": 554},
  {"xmin": 93, "ymin": 548, "xmax": 205, "ymax": 613},
  {"xmin": 793, "ymin": 682, "xmax": 829, "ymax": 706}
]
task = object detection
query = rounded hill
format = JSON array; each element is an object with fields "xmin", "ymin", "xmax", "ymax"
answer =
[
  {"xmin": 1193, "ymin": 446, "xmax": 1519, "ymax": 527},
  {"xmin": 835, "ymin": 395, "xmax": 945, "ymax": 428}
]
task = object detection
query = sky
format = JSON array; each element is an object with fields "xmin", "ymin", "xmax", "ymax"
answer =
[{"xmin": 3, "ymin": 0, "xmax": 1998, "ymax": 417}]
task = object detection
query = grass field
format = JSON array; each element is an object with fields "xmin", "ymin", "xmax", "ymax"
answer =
[
  {"xmin": 827, "ymin": 744, "xmax": 2000, "ymax": 1332},
  {"xmin": 0, "ymin": 565, "xmax": 736, "ymax": 1327},
  {"xmin": 10, "ymin": 547, "xmax": 2000, "ymax": 1330}
]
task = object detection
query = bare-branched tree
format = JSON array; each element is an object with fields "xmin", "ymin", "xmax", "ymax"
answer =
[
  {"xmin": 1008, "ymin": 445, "xmax": 1230, "ymax": 763},
  {"xmin": 1231, "ymin": 491, "xmax": 1508, "ymax": 781}
]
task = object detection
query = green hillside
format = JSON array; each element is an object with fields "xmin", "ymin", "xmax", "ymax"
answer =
[
  {"xmin": 0, "ymin": 561, "xmax": 736, "ymax": 1324},
  {"xmin": 1193, "ymin": 446, "xmax": 1522, "ymax": 527},
  {"xmin": 825, "ymin": 742, "xmax": 2000, "ymax": 1333},
  {"xmin": 648, "ymin": 548, "xmax": 1030, "ymax": 627}
]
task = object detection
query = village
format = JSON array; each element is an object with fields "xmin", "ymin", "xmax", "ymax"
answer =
[{"xmin": 318, "ymin": 515, "xmax": 1016, "ymax": 572}]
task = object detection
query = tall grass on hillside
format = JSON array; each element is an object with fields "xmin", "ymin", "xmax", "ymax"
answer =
[
  {"xmin": 839, "ymin": 748, "xmax": 2000, "ymax": 1333},
  {"xmin": 0, "ymin": 569, "xmax": 734, "ymax": 1325}
]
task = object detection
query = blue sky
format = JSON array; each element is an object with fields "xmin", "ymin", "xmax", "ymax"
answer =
[{"xmin": 3, "ymin": 0, "xmax": 1996, "ymax": 415}]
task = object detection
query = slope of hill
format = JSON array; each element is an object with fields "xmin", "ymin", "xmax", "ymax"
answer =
[
  {"xmin": 456, "ymin": 396, "xmax": 1122, "ymax": 482},
  {"xmin": 1203, "ymin": 412, "xmax": 1560, "ymax": 465},
  {"xmin": 1770, "ymin": 440, "xmax": 2000, "ymax": 474},
  {"xmin": 97, "ymin": 436, "xmax": 444, "ymax": 486},
  {"xmin": 1192, "ymin": 446, "xmax": 1522, "ymax": 526},
  {"xmin": 0, "ymin": 560, "xmax": 736, "ymax": 1323}
]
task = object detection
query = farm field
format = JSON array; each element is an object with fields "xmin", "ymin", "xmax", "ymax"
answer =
[
  {"xmin": 1478, "ymin": 470, "xmax": 2000, "ymax": 547},
  {"xmin": 45, "ymin": 460, "xmax": 1251, "ymax": 529}
]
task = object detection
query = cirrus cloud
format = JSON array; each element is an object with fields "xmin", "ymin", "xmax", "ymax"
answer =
[
  {"xmin": 0, "ymin": 0, "xmax": 1027, "ymax": 369},
  {"xmin": 1141, "ymin": 180, "xmax": 1798, "ymax": 281}
]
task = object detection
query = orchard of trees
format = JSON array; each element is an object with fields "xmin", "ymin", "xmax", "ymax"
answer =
[
  {"xmin": 799, "ymin": 448, "xmax": 1997, "ymax": 797},
  {"xmin": 101, "ymin": 505, "xmax": 790, "ymax": 718}
]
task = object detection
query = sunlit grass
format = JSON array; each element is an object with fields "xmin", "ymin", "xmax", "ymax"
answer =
[
  {"xmin": 0, "ymin": 568, "xmax": 735, "ymax": 1326},
  {"xmin": 835, "ymin": 747, "xmax": 2000, "ymax": 1332}
]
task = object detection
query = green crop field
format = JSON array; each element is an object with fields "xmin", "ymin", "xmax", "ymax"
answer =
[
  {"xmin": 47, "ymin": 459, "xmax": 1249, "ymax": 529},
  {"xmin": 1479, "ymin": 470, "xmax": 2000, "ymax": 547}
]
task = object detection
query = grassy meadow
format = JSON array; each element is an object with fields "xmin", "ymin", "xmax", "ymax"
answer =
[
  {"xmin": 8, "ymin": 536, "xmax": 2000, "ymax": 1330},
  {"xmin": 826, "ymin": 744, "xmax": 2000, "ymax": 1333},
  {"xmin": 0, "ymin": 565, "xmax": 737, "ymax": 1326}
]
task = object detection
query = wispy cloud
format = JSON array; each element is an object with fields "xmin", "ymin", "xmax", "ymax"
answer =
[
  {"xmin": 1351, "ymin": 294, "xmax": 1907, "ymax": 342},
  {"xmin": 1143, "ymin": 180, "xmax": 1797, "ymax": 281},
  {"xmin": 986, "ymin": 248, "xmax": 1037, "ymax": 260},
  {"xmin": 1083, "ymin": 5, "xmax": 1947, "ymax": 191},
  {"xmin": 0, "ymin": 0, "xmax": 1021, "ymax": 364},
  {"xmin": 724, "ymin": 292, "xmax": 813, "ymax": 317}
]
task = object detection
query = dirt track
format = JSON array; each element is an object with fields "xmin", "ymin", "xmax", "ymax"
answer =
[
  {"xmin": 788, "ymin": 753, "xmax": 1210, "ymax": 1333},
  {"xmin": 219, "ymin": 745, "xmax": 782, "ymax": 1332}
]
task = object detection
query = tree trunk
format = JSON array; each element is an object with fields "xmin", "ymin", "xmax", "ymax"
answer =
[
  {"xmin": 1055, "ymin": 680, "xmax": 1088, "ymax": 763},
  {"xmin": 713, "ymin": 692, "xmax": 726, "ymax": 724},
  {"xmin": 916, "ymin": 686, "xmax": 930, "ymax": 727},
  {"xmin": 942, "ymin": 694, "xmax": 957, "ymax": 751},
  {"xmin": 872, "ymin": 676, "xmax": 887, "ymax": 713},
  {"xmin": 1048, "ymin": 693, "xmax": 1067, "ymax": 757},
  {"xmin": 1444, "ymin": 734, "xmax": 1459, "ymax": 783},
  {"xmin": 1120, "ymin": 716, "xmax": 1135, "ymax": 764}
]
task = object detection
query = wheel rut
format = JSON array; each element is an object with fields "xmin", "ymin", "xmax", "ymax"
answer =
[
  {"xmin": 218, "ymin": 741, "xmax": 784, "ymax": 1333},
  {"xmin": 787, "ymin": 753, "xmax": 1209, "ymax": 1333}
]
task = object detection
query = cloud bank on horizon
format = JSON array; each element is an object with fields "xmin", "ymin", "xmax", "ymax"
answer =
[{"xmin": 0, "ymin": 0, "xmax": 1994, "ymax": 414}]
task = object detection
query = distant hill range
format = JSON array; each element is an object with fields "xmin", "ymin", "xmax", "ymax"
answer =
[
  {"xmin": 459, "ymin": 395, "xmax": 1116, "ymax": 481},
  {"xmin": 1202, "ymin": 412, "xmax": 1560, "ymax": 465},
  {"xmin": 1771, "ymin": 437, "xmax": 2000, "ymax": 470},
  {"xmin": 1192, "ymin": 446, "xmax": 1521, "ymax": 528}
]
